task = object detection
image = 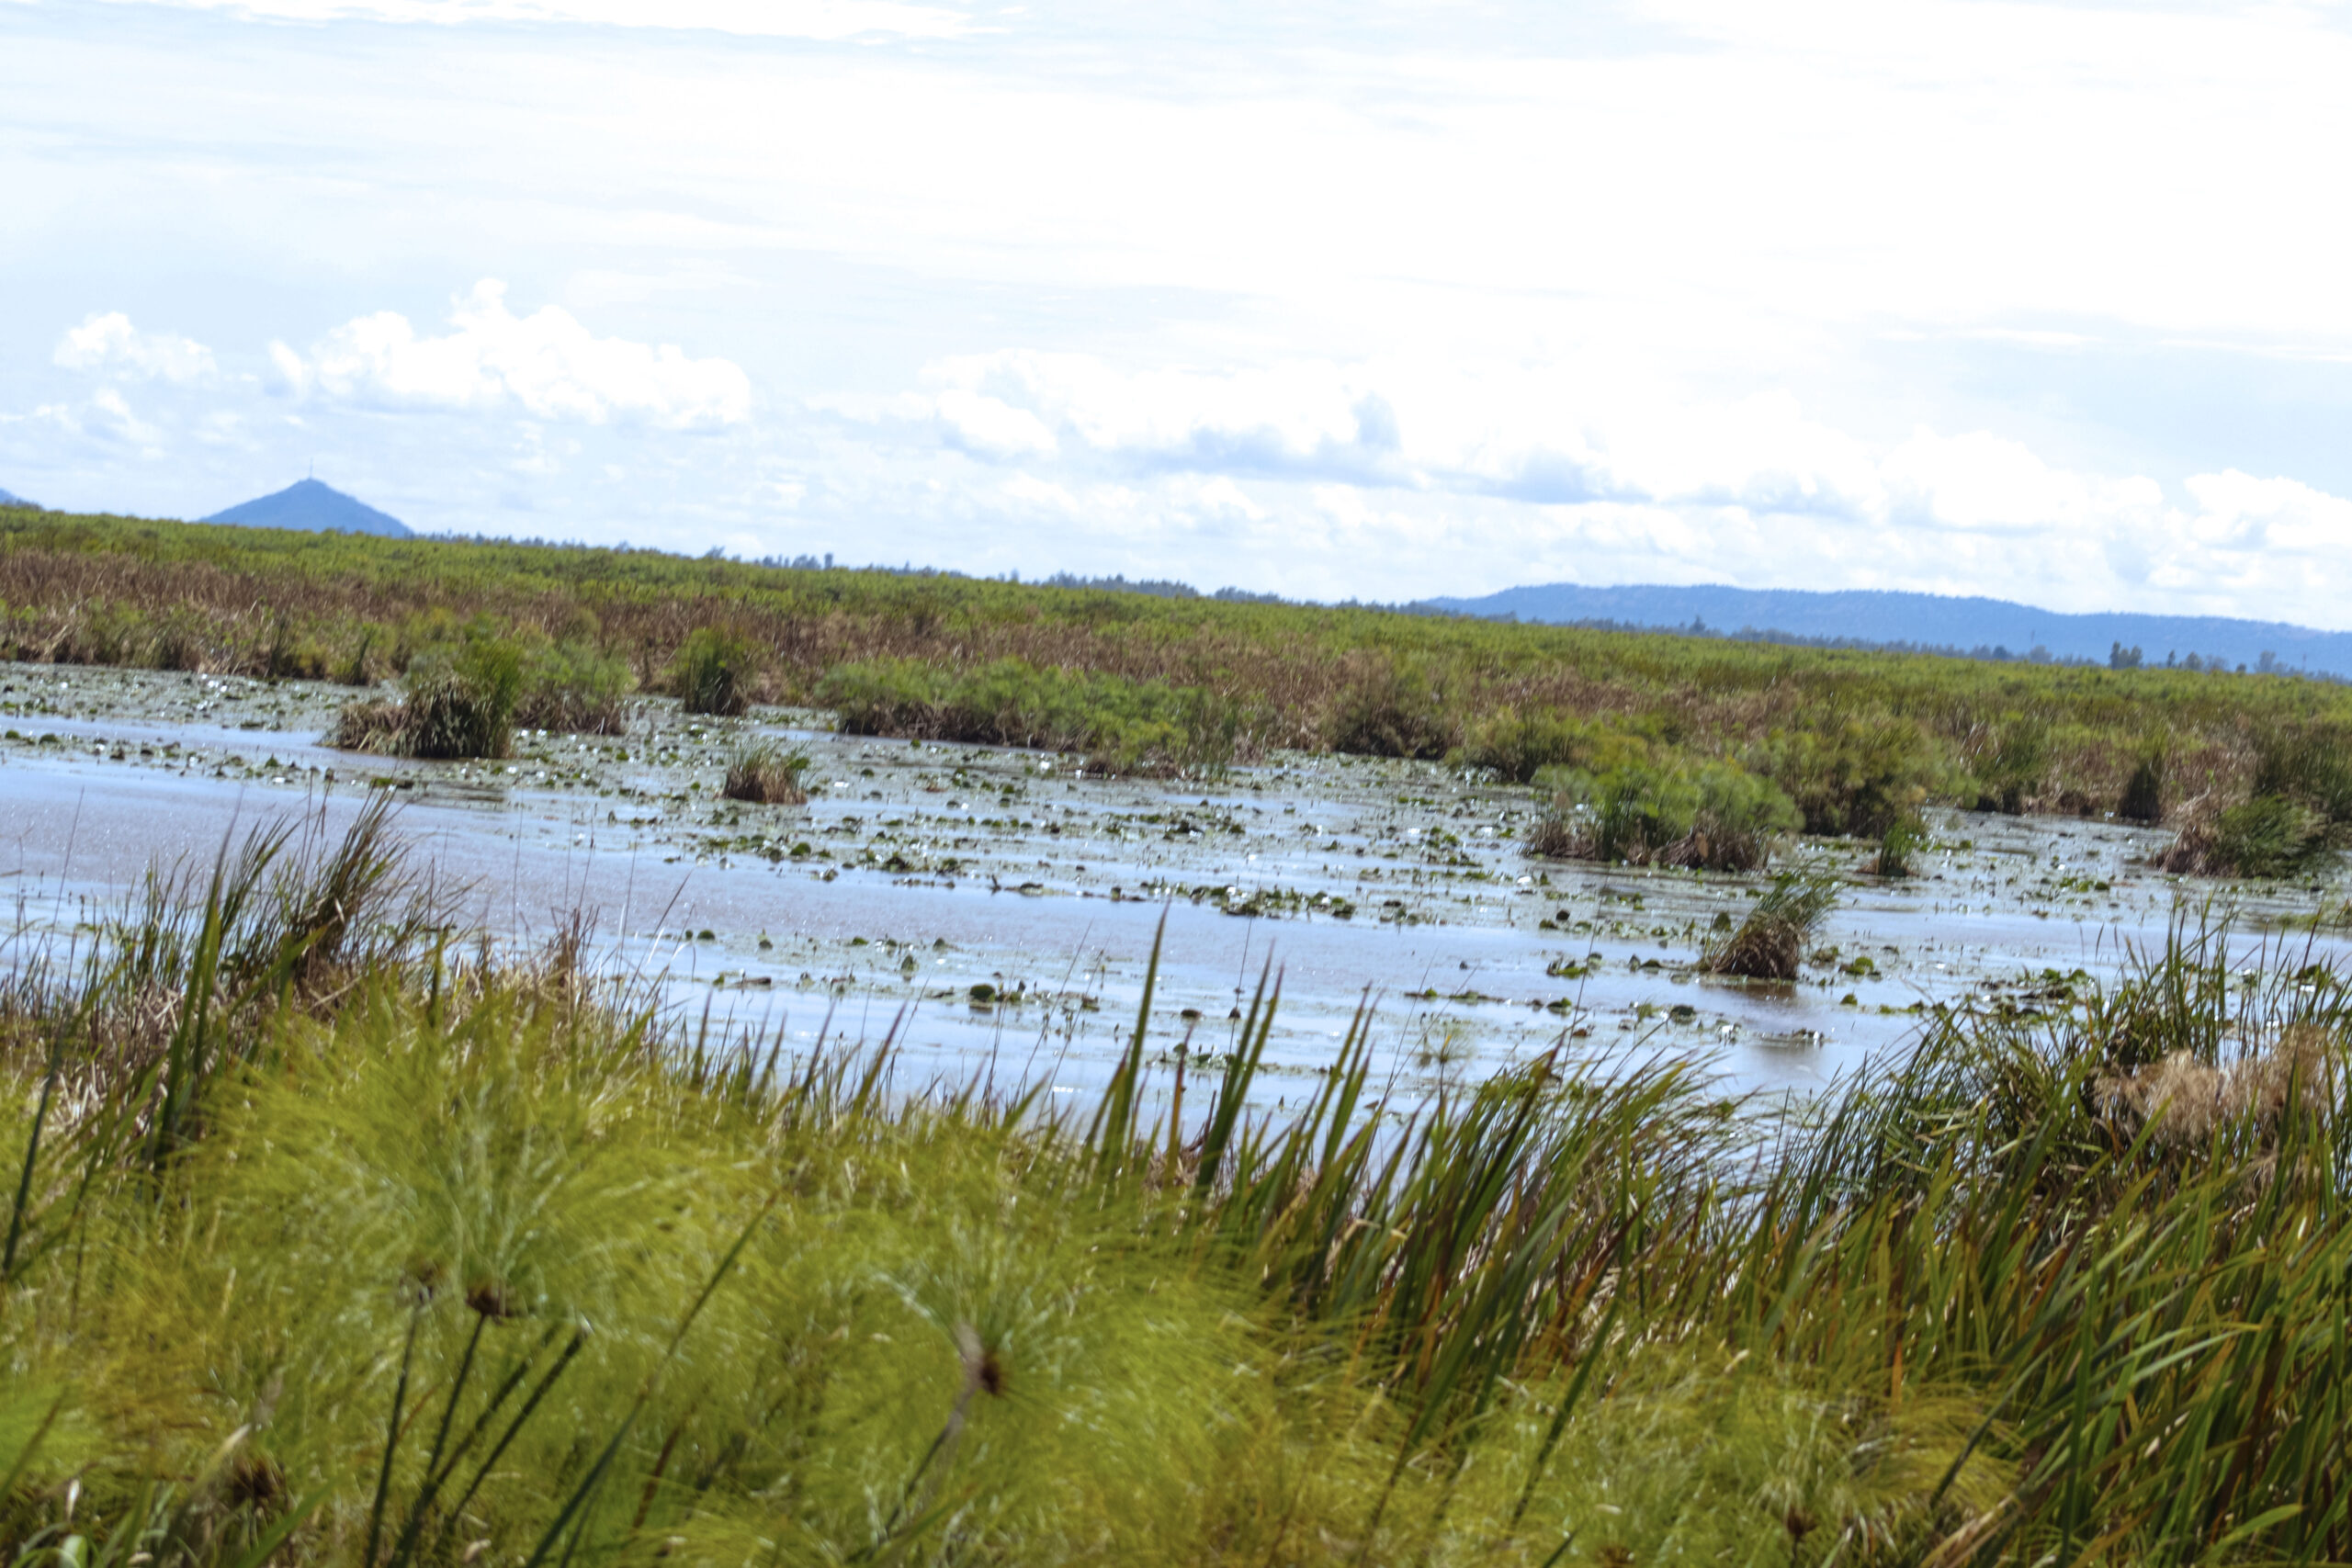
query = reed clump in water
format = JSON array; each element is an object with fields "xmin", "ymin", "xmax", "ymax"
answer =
[
  {"xmin": 1702, "ymin": 862, "xmax": 1839, "ymax": 979},
  {"xmin": 331, "ymin": 632, "xmax": 523, "ymax": 760},
  {"xmin": 2118, "ymin": 736, "xmax": 2168, "ymax": 822},
  {"xmin": 511, "ymin": 638, "xmax": 631, "ymax": 735},
  {"xmin": 2156, "ymin": 792, "xmax": 2334, "ymax": 878},
  {"xmin": 11, "ymin": 811, "xmax": 2352, "ymax": 1563},
  {"xmin": 720, "ymin": 739, "xmax": 810, "ymax": 805},
  {"xmin": 1524, "ymin": 755, "xmax": 1798, "ymax": 874},
  {"xmin": 1866, "ymin": 811, "xmax": 1928, "ymax": 876},
  {"xmin": 333, "ymin": 629, "xmax": 632, "ymax": 758},
  {"xmin": 673, "ymin": 626, "xmax": 758, "ymax": 716},
  {"xmin": 2159, "ymin": 723, "xmax": 2352, "ymax": 878}
]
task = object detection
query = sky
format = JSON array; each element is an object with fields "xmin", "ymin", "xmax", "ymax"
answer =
[{"xmin": 6, "ymin": 0, "xmax": 2352, "ymax": 622}]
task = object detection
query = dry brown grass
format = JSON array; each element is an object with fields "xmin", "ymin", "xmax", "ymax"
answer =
[
  {"xmin": 1523, "ymin": 813, "xmax": 1585, "ymax": 860},
  {"xmin": 514, "ymin": 684, "xmax": 628, "ymax": 735},
  {"xmin": 1525, "ymin": 815, "xmax": 1773, "ymax": 874},
  {"xmin": 2093, "ymin": 1025, "xmax": 2339, "ymax": 1153},
  {"xmin": 2153, "ymin": 793, "xmax": 2223, "ymax": 874},
  {"xmin": 1646, "ymin": 827, "xmax": 1774, "ymax": 874},
  {"xmin": 330, "ymin": 696, "xmax": 407, "ymax": 754}
]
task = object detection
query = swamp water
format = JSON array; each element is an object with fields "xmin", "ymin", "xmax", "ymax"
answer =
[{"xmin": 6, "ymin": 662, "xmax": 2349, "ymax": 1106}]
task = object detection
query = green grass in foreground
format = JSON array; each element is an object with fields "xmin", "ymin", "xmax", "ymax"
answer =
[
  {"xmin": 6, "ymin": 802, "xmax": 2352, "ymax": 1563},
  {"xmin": 12, "ymin": 506, "xmax": 2352, "ymax": 842}
]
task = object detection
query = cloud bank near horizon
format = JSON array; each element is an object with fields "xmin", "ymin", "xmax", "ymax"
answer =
[
  {"xmin": 266, "ymin": 282, "xmax": 751, "ymax": 430},
  {"xmin": 29, "ymin": 289, "xmax": 2352, "ymax": 627},
  {"xmin": 5, "ymin": 0, "xmax": 2352, "ymax": 623}
]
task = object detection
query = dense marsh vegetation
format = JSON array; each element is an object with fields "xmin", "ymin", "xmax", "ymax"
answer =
[
  {"xmin": 7, "ymin": 804, "xmax": 2352, "ymax": 1564},
  {"xmin": 6, "ymin": 507, "xmax": 2352, "ymax": 869},
  {"xmin": 820, "ymin": 658, "xmax": 1244, "ymax": 776}
]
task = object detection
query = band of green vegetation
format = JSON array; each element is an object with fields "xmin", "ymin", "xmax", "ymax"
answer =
[
  {"xmin": 7, "ymin": 803, "xmax": 2352, "ymax": 1563},
  {"xmin": 9, "ymin": 507, "xmax": 2352, "ymax": 871}
]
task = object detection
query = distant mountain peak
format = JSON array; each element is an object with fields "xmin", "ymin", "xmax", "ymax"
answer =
[
  {"xmin": 0, "ymin": 485, "xmax": 39, "ymax": 510},
  {"xmin": 204, "ymin": 478, "xmax": 413, "ymax": 538}
]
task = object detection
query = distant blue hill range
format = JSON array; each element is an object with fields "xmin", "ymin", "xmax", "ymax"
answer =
[
  {"xmin": 1419, "ymin": 582, "xmax": 2352, "ymax": 679},
  {"xmin": 0, "ymin": 487, "xmax": 38, "ymax": 509},
  {"xmin": 204, "ymin": 479, "xmax": 413, "ymax": 538}
]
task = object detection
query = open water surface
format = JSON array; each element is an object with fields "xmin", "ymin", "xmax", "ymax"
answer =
[{"xmin": 7, "ymin": 662, "xmax": 2351, "ymax": 1109}]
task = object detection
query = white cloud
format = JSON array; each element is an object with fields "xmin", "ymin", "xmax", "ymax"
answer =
[
  {"xmin": 998, "ymin": 471, "xmax": 1080, "ymax": 513},
  {"xmin": 280, "ymin": 280, "xmax": 751, "ymax": 429},
  {"xmin": 14, "ymin": 389, "xmax": 165, "ymax": 454},
  {"xmin": 934, "ymin": 389, "xmax": 1057, "ymax": 458},
  {"xmin": 1191, "ymin": 477, "xmax": 1263, "ymax": 522},
  {"xmin": 905, "ymin": 352, "xmax": 1884, "ymax": 518},
  {"xmin": 1310, "ymin": 483, "xmax": 1369, "ymax": 528},
  {"xmin": 926, "ymin": 353, "xmax": 1392, "ymax": 477},
  {"xmin": 1878, "ymin": 429, "xmax": 2163, "ymax": 537},
  {"xmin": 101, "ymin": 0, "xmax": 970, "ymax": 39},
  {"xmin": 53, "ymin": 313, "xmax": 217, "ymax": 384},
  {"xmin": 2179, "ymin": 470, "xmax": 2352, "ymax": 556}
]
